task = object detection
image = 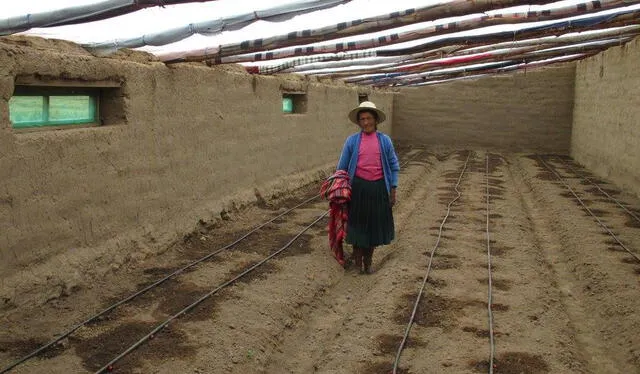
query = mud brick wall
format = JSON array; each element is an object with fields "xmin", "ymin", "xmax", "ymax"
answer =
[
  {"xmin": 0, "ymin": 36, "xmax": 393, "ymax": 305},
  {"xmin": 393, "ymin": 65, "xmax": 576, "ymax": 153},
  {"xmin": 572, "ymin": 37, "xmax": 640, "ymax": 198}
]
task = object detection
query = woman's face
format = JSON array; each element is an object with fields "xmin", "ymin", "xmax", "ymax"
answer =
[{"xmin": 358, "ymin": 111, "xmax": 377, "ymax": 133}]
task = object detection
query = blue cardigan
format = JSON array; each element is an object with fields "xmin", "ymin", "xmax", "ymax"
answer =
[{"xmin": 337, "ymin": 131, "xmax": 400, "ymax": 194}]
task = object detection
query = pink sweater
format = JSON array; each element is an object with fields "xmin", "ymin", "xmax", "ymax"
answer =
[{"xmin": 355, "ymin": 131, "xmax": 384, "ymax": 181}]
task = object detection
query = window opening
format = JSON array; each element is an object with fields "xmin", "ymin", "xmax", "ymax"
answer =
[
  {"xmin": 282, "ymin": 92, "xmax": 307, "ymax": 114},
  {"xmin": 10, "ymin": 93, "xmax": 97, "ymax": 128},
  {"xmin": 9, "ymin": 79, "xmax": 123, "ymax": 130}
]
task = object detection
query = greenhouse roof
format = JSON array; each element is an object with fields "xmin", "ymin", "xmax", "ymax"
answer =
[{"xmin": 2, "ymin": 0, "xmax": 639, "ymax": 86}]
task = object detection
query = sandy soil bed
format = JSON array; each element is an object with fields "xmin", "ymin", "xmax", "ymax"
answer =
[{"xmin": 1, "ymin": 149, "xmax": 639, "ymax": 374}]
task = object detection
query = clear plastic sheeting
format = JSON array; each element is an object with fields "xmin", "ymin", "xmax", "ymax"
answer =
[
  {"xmin": 454, "ymin": 24, "xmax": 640, "ymax": 54},
  {"xmin": 374, "ymin": 4, "xmax": 640, "ymax": 57},
  {"xmin": 214, "ymin": 0, "xmax": 552, "ymax": 59},
  {"xmin": 347, "ymin": 35, "xmax": 625, "ymax": 86},
  {"xmin": 407, "ymin": 53, "xmax": 589, "ymax": 86},
  {"xmin": 158, "ymin": 0, "xmax": 640, "ymax": 63},
  {"xmin": 2, "ymin": 0, "xmax": 640, "ymax": 85},
  {"xmin": 1, "ymin": 0, "xmax": 137, "ymax": 35},
  {"xmin": 157, "ymin": 0, "xmax": 640, "ymax": 63},
  {"xmin": 83, "ymin": 0, "xmax": 352, "ymax": 54},
  {"xmin": 299, "ymin": 31, "xmax": 636, "ymax": 81}
]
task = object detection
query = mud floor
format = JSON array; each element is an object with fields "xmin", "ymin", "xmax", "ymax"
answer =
[{"xmin": 1, "ymin": 150, "xmax": 639, "ymax": 374}]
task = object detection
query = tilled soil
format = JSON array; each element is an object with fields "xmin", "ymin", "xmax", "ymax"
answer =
[{"xmin": 1, "ymin": 150, "xmax": 639, "ymax": 374}]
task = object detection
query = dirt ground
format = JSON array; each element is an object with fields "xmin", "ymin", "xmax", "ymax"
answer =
[{"xmin": 1, "ymin": 149, "xmax": 639, "ymax": 374}]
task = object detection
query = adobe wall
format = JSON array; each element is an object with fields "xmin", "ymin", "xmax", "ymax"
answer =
[
  {"xmin": 572, "ymin": 37, "xmax": 640, "ymax": 198},
  {"xmin": 0, "ymin": 36, "xmax": 393, "ymax": 307},
  {"xmin": 393, "ymin": 65, "xmax": 576, "ymax": 153}
]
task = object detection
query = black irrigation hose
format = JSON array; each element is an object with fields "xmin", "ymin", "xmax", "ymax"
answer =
[
  {"xmin": 552, "ymin": 156, "xmax": 640, "ymax": 225},
  {"xmin": 0, "ymin": 194, "xmax": 320, "ymax": 374},
  {"xmin": 2, "ymin": 151, "xmax": 421, "ymax": 373},
  {"xmin": 485, "ymin": 154, "xmax": 495, "ymax": 374},
  {"xmin": 537, "ymin": 156, "xmax": 640, "ymax": 263},
  {"xmin": 398, "ymin": 147, "xmax": 426, "ymax": 168},
  {"xmin": 92, "ymin": 150, "xmax": 424, "ymax": 373},
  {"xmin": 392, "ymin": 151, "xmax": 471, "ymax": 374},
  {"xmin": 94, "ymin": 211, "xmax": 329, "ymax": 374}
]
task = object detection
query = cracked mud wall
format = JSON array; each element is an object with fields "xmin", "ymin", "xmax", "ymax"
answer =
[
  {"xmin": 392, "ymin": 65, "xmax": 576, "ymax": 153},
  {"xmin": 572, "ymin": 37, "xmax": 640, "ymax": 198},
  {"xmin": 0, "ymin": 36, "xmax": 393, "ymax": 307}
]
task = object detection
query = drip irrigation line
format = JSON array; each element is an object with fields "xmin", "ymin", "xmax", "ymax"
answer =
[
  {"xmin": 392, "ymin": 151, "xmax": 471, "ymax": 374},
  {"xmin": 486, "ymin": 154, "xmax": 495, "ymax": 374},
  {"xmin": 537, "ymin": 156, "xmax": 640, "ymax": 263},
  {"xmin": 94, "ymin": 211, "xmax": 329, "ymax": 374},
  {"xmin": 0, "ymin": 194, "xmax": 320, "ymax": 374},
  {"xmin": 401, "ymin": 149, "xmax": 426, "ymax": 168},
  {"xmin": 552, "ymin": 156, "xmax": 640, "ymax": 225},
  {"xmin": 2, "ymin": 151, "xmax": 421, "ymax": 373}
]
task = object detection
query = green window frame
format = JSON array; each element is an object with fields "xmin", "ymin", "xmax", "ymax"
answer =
[
  {"xmin": 281, "ymin": 92, "xmax": 307, "ymax": 115},
  {"xmin": 282, "ymin": 95, "xmax": 294, "ymax": 114},
  {"xmin": 9, "ymin": 86, "xmax": 99, "ymax": 129}
]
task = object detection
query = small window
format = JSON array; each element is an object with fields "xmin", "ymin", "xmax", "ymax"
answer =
[
  {"xmin": 9, "ymin": 79, "xmax": 123, "ymax": 131},
  {"xmin": 282, "ymin": 92, "xmax": 307, "ymax": 114},
  {"xmin": 10, "ymin": 94, "xmax": 97, "ymax": 128},
  {"xmin": 358, "ymin": 93, "xmax": 369, "ymax": 103},
  {"xmin": 9, "ymin": 86, "xmax": 99, "ymax": 129},
  {"xmin": 282, "ymin": 96, "xmax": 294, "ymax": 114}
]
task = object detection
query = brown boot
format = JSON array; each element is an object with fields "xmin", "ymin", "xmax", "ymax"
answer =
[
  {"xmin": 363, "ymin": 247, "xmax": 375, "ymax": 274},
  {"xmin": 352, "ymin": 246, "xmax": 363, "ymax": 273}
]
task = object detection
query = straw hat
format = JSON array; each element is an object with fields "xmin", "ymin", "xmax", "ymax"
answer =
[{"xmin": 348, "ymin": 101, "xmax": 386, "ymax": 125}]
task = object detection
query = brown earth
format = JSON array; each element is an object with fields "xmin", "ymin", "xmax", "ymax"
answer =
[{"xmin": 1, "ymin": 149, "xmax": 639, "ymax": 374}]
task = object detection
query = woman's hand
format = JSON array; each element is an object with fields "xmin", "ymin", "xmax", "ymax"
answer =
[{"xmin": 390, "ymin": 188, "xmax": 397, "ymax": 207}]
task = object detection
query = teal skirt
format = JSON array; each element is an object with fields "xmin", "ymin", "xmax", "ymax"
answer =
[{"xmin": 346, "ymin": 176, "xmax": 395, "ymax": 248}]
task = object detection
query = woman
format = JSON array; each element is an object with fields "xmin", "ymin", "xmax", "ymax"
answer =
[{"xmin": 336, "ymin": 101, "xmax": 400, "ymax": 274}]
